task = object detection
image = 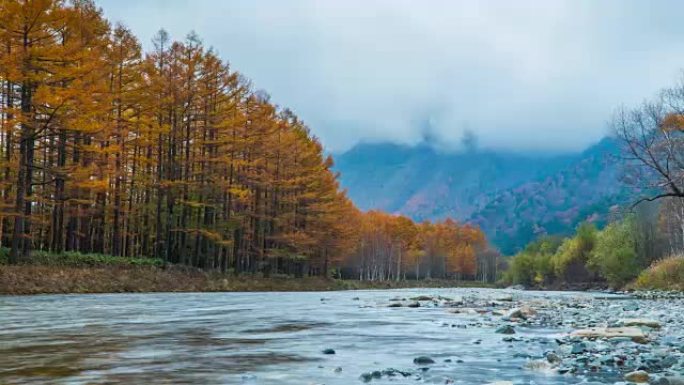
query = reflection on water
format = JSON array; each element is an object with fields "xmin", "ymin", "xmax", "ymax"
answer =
[{"xmin": 0, "ymin": 289, "xmax": 612, "ymax": 384}]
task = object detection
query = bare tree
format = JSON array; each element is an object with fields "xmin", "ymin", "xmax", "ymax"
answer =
[{"xmin": 614, "ymin": 78, "xmax": 684, "ymax": 206}]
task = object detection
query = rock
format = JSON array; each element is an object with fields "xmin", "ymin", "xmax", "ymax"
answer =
[
  {"xmin": 322, "ymin": 348, "xmax": 335, "ymax": 355},
  {"xmin": 656, "ymin": 377, "xmax": 684, "ymax": 385},
  {"xmin": 571, "ymin": 342, "xmax": 587, "ymax": 354},
  {"xmin": 413, "ymin": 356, "xmax": 435, "ymax": 365},
  {"xmin": 333, "ymin": 366, "xmax": 342, "ymax": 373},
  {"xmin": 495, "ymin": 325, "xmax": 516, "ymax": 334},
  {"xmin": 624, "ymin": 370, "xmax": 650, "ymax": 383},
  {"xmin": 450, "ymin": 308, "xmax": 478, "ymax": 315},
  {"xmin": 485, "ymin": 382, "xmax": 514, "ymax": 385},
  {"xmin": 381, "ymin": 368, "xmax": 411, "ymax": 377},
  {"xmin": 570, "ymin": 327, "xmax": 649, "ymax": 343},
  {"xmin": 505, "ymin": 306, "xmax": 536, "ymax": 320},
  {"xmin": 410, "ymin": 295, "xmax": 433, "ymax": 301},
  {"xmin": 524, "ymin": 360, "xmax": 554, "ymax": 372},
  {"xmin": 506, "ymin": 284, "xmax": 525, "ymax": 290},
  {"xmin": 387, "ymin": 303, "xmax": 402, "ymax": 308},
  {"xmin": 619, "ymin": 318, "xmax": 662, "ymax": 329},
  {"xmin": 546, "ymin": 352, "xmax": 562, "ymax": 364},
  {"xmin": 496, "ymin": 295, "xmax": 513, "ymax": 302},
  {"xmin": 407, "ymin": 302, "xmax": 421, "ymax": 308}
]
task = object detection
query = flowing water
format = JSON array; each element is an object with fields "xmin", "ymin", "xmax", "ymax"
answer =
[{"xmin": 0, "ymin": 288, "xmax": 662, "ymax": 384}]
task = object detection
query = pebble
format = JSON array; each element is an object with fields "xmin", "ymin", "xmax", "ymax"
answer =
[
  {"xmin": 413, "ymin": 356, "xmax": 435, "ymax": 365},
  {"xmin": 624, "ymin": 370, "xmax": 650, "ymax": 382}
]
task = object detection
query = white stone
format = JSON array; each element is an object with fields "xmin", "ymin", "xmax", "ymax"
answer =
[
  {"xmin": 570, "ymin": 327, "xmax": 648, "ymax": 343},
  {"xmin": 619, "ymin": 318, "xmax": 661, "ymax": 329}
]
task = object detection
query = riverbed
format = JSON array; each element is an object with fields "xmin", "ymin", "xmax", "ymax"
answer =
[{"xmin": 1, "ymin": 288, "xmax": 682, "ymax": 384}]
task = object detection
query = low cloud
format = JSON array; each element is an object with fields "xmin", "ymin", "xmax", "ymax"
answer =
[{"xmin": 99, "ymin": 0, "xmax": 684, "ymax": 152}]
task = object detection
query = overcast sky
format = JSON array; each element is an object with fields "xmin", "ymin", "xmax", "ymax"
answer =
[{"xmin": 98, "ymin": 0, "xmax": 684, "ymax": 153}]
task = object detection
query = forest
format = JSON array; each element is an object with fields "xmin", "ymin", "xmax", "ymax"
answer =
[
  {"xmin": 504, "ymin": 77, "xmax": 684, "ymax": 290},
  {"xmin": 0, "ymin": 0, "xmax": 489, "ymax": 282}
]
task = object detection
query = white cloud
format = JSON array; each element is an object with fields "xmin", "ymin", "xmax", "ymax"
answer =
[{"xmin": 98, "ymin": 0, "xmax": 684, "ymax": 152}]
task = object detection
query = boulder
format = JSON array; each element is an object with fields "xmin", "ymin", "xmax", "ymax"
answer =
[
  {"xmin": 505, "ymin": 306, "xmax": 536, "ymax": 320},
  {"xmin": 619, "ymin": 318, "xmax": 662, "ymax": 329},
  {"xmin": 570, "ymin": 327, "xmax": 648, "ymax": 343},
  {"xmin": 624, "ymin": 370, "xmax": 650, "ymax": 383},
  {"xmin": 413, "ymin": 356, "xmax": 435, "ymax": 365}
]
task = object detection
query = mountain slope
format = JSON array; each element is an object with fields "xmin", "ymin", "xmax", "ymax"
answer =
[{"xmin": 334, "ymin": 138, "xmax": 631, "ymax": 254}]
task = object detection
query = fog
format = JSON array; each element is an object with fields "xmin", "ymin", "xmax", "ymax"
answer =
[{"xmin": 98, "ymin": 0, "xmax": 684, "ymax": 152}]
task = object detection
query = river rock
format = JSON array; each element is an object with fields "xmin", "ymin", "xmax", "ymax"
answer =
[
  {"xmin": 619, "ymin": 318, "xmax": 662, "ymax": 329},
  {"xmin": 407, "ymin": 302, "xmax": 421, "ymax": 308},
  {"xmin": 413, "ymin": 356, "xmax": 435, "ymax": 365},
  {"xmin": 504, "ymin": 306, "xmax": 536, "ymax": 321},
  {"xmin": 546, "ymin": 352, "xmax": 562, "ymax": 364},
  {"xmin": 655, "ymin": 377, "xmax": 684, "ymax": 385},
  {"xmin": 624, "ymin": 370, "xmax": 650, "ymax": 383},
  {"xmin": 322, "ymin": 348, "xmax": 335, "ymax": 354},
  {"xmin": 571, "ymin": 342, "xmax": 586, "ymax": 354},
  {"xmin": 506, "ymin": 284, "xmax": 525, "ymax": 290},
  {"xmin": 485, "ymin": 382, "xmax": 514, "ymax": 385},
  {"xmin": 495, "ymin": 325, "xmax": 516, "ymax": 334},
  {"xmin": 570, "ymin": 326, "xmax": 648, "ymax": 343}
]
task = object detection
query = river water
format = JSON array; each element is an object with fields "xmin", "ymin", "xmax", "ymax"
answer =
[{"xmin": 0, "ymin": 288, "xmax": 668, "ymax": 384}]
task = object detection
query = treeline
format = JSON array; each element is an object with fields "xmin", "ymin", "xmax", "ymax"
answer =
[
  {"xmin": 0, "ymin": 0, "xmax": 356, "ymax": 276},
  {"xmin": 341, "ymin": 211, "xmax": 496, "ymax": 281},
  {"xmin": 505, "ymin": 72, "xmax": 684, "ymax": 289},
  {"xmin": 0, "ymin": 0, "xmax": 494, "ymax": 280},
  {"xmin": 503, "ymin": 207, "xmax": 664, "ymax": 288}
]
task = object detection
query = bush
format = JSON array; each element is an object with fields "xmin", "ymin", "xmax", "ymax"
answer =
[
  {"xmin": 503, "ymin": 251, "xmax": 534, "ymax": 286},
  {"xmin": 502, "ymin": 236, "xmax": 561, "ymax": 286},
  {"xmin": 552, "ymin": 222, "xmax": 596, "ymax": 278},
  {"xmin": 635, "ymin": 255, "xmax": 684, "ymax": 290},
  {"xmin": 589, "ymin": 218, "xmax": 640, "ymax": 287},
  {"xmin": 0, "ymin": 249, "xmax": 163, "ymax": 267},
  {"xmin": 0, "ymin": 247, "xmax": 8, "ymax": 264}
]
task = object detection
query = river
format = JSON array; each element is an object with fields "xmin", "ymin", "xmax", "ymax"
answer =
[{"xmin": 0, "ymin": 288, "xmax": 680, "ymax": 384}]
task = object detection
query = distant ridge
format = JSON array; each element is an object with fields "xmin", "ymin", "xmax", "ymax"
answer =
[{"xmin": 333, "ymin": 137, "xmax": 632, "ymax": 254}]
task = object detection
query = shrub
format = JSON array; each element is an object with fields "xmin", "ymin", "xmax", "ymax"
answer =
[
  {"xmin": 552, "ymin": 222, "xmax": 596, "ymax": 278},
  {"xmin": 589, "ymin": 218, "xmax": 640, "ymax": 287},
  {"xmin": 635, "ymin": 255, "xmax": 684, "ymax": 290},
  {"xmin": 502, "ymin": 236, "xmax": 561, "ymax": 286},
  {"xmin": 503, "ymin": 251, "xmax": 534, "ymax": 286},
  {"xmin": 1, "ymin": 249, "xmax": 163, "ymax": 267}
]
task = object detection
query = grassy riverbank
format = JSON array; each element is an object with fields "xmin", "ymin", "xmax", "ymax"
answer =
[{"xmin": 0, "ymin": 251, "xmax": 492, "ymax": 295}]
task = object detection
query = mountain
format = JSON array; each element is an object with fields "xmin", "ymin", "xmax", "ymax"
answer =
[{"xmin": 333, "ymin": 138, "xmax": 633, "ymax": 254}]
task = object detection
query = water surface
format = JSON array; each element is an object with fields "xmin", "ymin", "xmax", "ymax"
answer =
[{"xmin": 0, "ymin": 288, "xmax": 627, "ymax": 384}]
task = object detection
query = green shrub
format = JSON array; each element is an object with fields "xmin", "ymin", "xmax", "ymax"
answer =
[
  {"xmin": 1, "ymin": 249, "xmax": 163, "ymax": 267},
  {"xmin": 503, "ymin": 236, "xmax": 561, "ymax": 286},
  {"xmin": 0, "ymin": 247, "xmax": 8, "ymax": 264},
  {"xmin": 504, "ymin": 251, "xmax": 534, "ymax": 286},
  {"xmin": 589, "ymin": 218, "xmax": 640, "ymax": 287},
  {"xmin": 552, "ymin": 222, "xmax": 596, "ymax": 277}
]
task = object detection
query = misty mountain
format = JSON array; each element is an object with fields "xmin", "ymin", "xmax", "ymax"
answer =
[{"xmin": 333, "ymin": 138, "xmax": 633, "ymax": 254}]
